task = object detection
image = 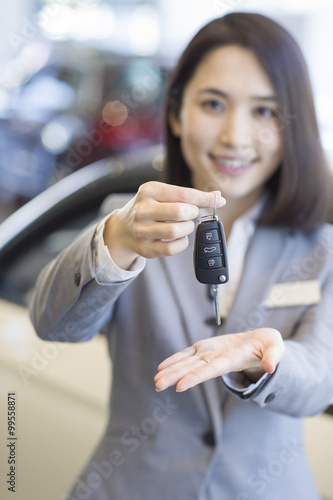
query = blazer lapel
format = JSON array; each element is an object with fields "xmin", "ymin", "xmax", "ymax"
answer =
[{"xmin": 224, "ymin": 226, "xmax": 297, "ymax": 334}]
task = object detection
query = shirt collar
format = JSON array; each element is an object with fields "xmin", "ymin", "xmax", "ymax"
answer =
[
  {"xmin": 236, "ymin": 193, "xmax": 268, "ymax": 228},
  {"xmin": 199, "ymin": 192, "xmax": 267, "ymax": 228}
]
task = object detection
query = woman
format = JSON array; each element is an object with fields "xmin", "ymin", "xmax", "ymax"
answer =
[{"xmin": 30, "ymin": 12, "xmax": 333, "ymax": 500}]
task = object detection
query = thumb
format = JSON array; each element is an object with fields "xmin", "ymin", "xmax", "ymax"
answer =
[
  {"xmin": 260, "ymin": 329, "xmax": 285, "ymax": 374},
  {"xmin": 261, "ymin": 347, "xmax": 278, "ymax": 373}
]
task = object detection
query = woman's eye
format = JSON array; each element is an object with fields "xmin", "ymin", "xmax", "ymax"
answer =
[
  {"xmin": 256, "ymin": 106, "xmax": 277, "ymax": 118},
  {"xmin": 202, "ymin": 100, "xmax": 224, "ymax": 112}
]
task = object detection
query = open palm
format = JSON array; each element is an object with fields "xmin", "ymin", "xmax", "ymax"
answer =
[{"xmin": 154, "ymin": 328, "xmax": 285, "ymax": 392}]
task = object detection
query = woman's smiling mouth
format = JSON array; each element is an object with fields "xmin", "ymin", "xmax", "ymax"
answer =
[{"xmin": 209, "ymin": 154, "xmax": 257, "ymax": 176}]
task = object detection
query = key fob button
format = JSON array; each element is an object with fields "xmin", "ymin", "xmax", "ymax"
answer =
[
  {"xmin": 199, "ymin": 243, "xmax": 222, "ymax": 257},
  {"xmin": 198, "ymin": 256, "xmax": 223, "ymax": 269},
  {"xmin": 199, "ymin": 229, "xmax": 219, "ymax": 244}
]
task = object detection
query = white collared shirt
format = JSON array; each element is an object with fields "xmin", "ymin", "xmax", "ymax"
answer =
[{"xmin": 217, "ymin": 197, "xmax": 266, "ymax": 319}]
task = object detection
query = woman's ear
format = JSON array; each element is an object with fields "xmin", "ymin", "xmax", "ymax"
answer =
[{"xmin": 168, "ymin": 111, "xmax": 182, "ymax": 138}]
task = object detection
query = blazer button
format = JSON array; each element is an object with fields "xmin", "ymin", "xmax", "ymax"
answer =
[
  {"xmin": 264, "ymin": 393, "xmax": 276, "ymax": 404},
  {"xmin": 74, "ymin": 272, "xmax": 81, "ymax": 287},
  {"xmin": 202, "ymin": 430, "xmax": 215, "ymax": 447}
]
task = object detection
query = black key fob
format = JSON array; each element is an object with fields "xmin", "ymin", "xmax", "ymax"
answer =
[{"xmin": 194, "ymin": 215, "xmax": 229, "ymax": 285}]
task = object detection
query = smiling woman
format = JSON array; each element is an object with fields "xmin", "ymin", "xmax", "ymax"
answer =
[
  {"xmin": 28, "ymin": 12, "xmax": 333, "ymax": 500},
  {"xmin": 168, "ymin": 45, "xmax": 283, "ymax": 235},
  {"xmin": 164, "ymin": 13, "xmax": 332, "ymax": 230}
]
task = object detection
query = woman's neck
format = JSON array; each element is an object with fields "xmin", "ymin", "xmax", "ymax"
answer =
[{"xmin": 216, "ymin": 190, "xmax": 264, "ymax": 240}]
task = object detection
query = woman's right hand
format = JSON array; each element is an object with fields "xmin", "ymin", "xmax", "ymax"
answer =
[{"xmin": 103, "ymin": 181, "xmax": 226, "ymax": 270}]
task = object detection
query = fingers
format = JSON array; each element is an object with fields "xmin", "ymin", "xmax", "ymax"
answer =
[
  {"xmin": 155, "ymin": 349, "xmax": 245, "ymax": 392},
  {"xmin": 154, "ymin": 345, "xmax": 208, "ymax": 392},
  {"xmin": 128, "ymin": 182, "xmax": 226, "ymax": 259},
  {"xmin": 137, "ymin": 182, "xmax": 226, "ymax": 209},
  {"xmin": 260, "ymin": 347, "xmax": 275, "ymax": 373},
  {"xmin": 261, "ymin": 334, "xmax": 286, "ymax": 374},
  {"xmin": 135, "ymin": 220, "xmax": 195, "ymax": 242},
  {"xmin": 108, "ymin": 181, "xmax": 226, "ymax": 262},
  {"xmin": 141, "ymin": 236, "xmax": 190, "ymax": 259},
  {"xmin": 136, "ymin": 199, "xmax": 199, "ymax": 223},
  {"xmin": 157, "ymin": 345, "xmax": 196, "ymax": 371},
  {"xmin": 155, "ymin": 352, "xmax": 219, "ymax": 393}
]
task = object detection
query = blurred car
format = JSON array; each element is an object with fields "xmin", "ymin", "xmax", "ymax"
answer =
[
  {"xmin": 0, "ymin": 41, "xmax": 170, "ymax": 215},
  {"xmin": 0, "ymin": 145, "xmax": 163, "ymax": 305},
  {"xmin": 0, "ymin": 145, "xmax": 332, "ymax": 499}
]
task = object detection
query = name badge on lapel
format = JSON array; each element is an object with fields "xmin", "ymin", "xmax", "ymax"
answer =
[{"xmin": 264, "ymin": 280, "xmax": 321, "ymax": 308}]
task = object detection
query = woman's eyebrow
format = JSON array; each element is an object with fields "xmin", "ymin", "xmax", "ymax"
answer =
[
  {"xmin": 199, "ymin": 88, "xmax": 277, "ymax": 102},
  {"xmin": 199, "ymin": 88, "xmax": 228, "ymax": 98},
  {"xmin": 251, "ymin": 95, "xmax": 278, "ymax": 102}
]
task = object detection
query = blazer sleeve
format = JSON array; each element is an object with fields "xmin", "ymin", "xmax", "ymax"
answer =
[
  {"xmin": 224, "ymin": 264, "xmax": 333, "ymax": 417},
  {"xmin": 29, "ymin": 194, "xmax": 138, "ymax": 343}
]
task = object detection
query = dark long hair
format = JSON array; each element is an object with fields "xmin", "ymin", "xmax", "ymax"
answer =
[{"xmin": 163, "ymin": 12, "xmax": 333, "ymax": 231}]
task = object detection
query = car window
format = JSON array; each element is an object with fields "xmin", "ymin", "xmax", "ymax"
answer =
[{"xmin": 0, "ymin": 209, "xmax": 99, "ymax": 307}]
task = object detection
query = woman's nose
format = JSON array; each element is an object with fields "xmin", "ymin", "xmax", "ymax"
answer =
[{"xmin": 219, "ymin": 109, "xmax": 252, "ymax": 150}]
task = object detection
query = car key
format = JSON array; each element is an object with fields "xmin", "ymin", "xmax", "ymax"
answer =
[{"xmin": 193, "ymin": 196, "xmax": 229, "ymax": 325}]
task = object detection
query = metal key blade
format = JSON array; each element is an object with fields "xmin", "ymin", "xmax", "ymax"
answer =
[
  {"xmin": 213, "ymin": 284, "xmax": 221, "ymax": 326},
  {"xmin": 213, "ymin": 194, "xmax": 217, "ymax": 218}
]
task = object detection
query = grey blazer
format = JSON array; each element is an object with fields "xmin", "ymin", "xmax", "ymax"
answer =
[{"xmin": 29, "ymin": 195, "xmax": 333, "ymax": 500}]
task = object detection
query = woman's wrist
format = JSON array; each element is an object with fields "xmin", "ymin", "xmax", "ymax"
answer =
[{"xmin": 103, "ymin": 212, "xmax": 139, "ymax": 271}]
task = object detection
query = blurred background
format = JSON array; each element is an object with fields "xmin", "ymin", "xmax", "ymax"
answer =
[
  {"xmin": 0, "ymin": 0, "xmax": 332, "ymax": 221},
  {"xmin": 0, "ymin": 2, "xmax": 333, "ymax": 500}
]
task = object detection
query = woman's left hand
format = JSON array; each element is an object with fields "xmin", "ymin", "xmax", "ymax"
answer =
[{"xmin": 154, "ymin": 328, "xmax": 285, "ymax": 392}]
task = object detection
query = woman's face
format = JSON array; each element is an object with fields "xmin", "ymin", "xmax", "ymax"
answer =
[{"xmin": 170, "ymin": 45, "xmax": 282, "ymax": 207}]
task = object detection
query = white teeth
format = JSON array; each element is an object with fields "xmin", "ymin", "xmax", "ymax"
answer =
[{"xmin": 215, "ymin": 158, "xmax": 250, "ymax": 169}]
